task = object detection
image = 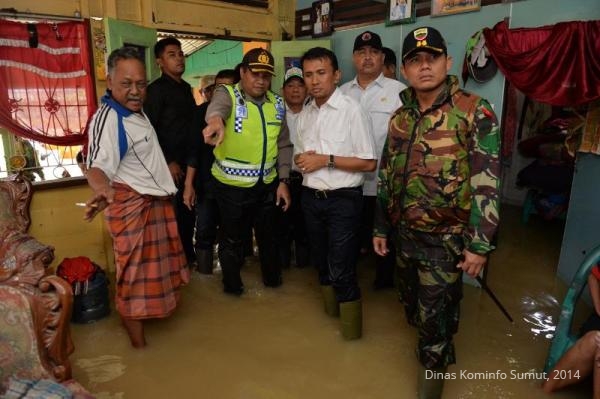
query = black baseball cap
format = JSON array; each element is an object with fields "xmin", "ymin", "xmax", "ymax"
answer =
[
  {"xmin": 242, "ymin": 48, "xmax": 275, "ymax": 76},
  {"xmin": 402, "ymin": 27, "xmax": 447, "ymax": 61},
  {"xmin": 353, "ymin": 31, "xmax": 383, "ymax": 52}
]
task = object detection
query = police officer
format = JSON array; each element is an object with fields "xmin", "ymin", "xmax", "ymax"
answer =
[
  {"xmin": 203, "ymin": 48, "xmax": 292, "ymax": 295},
  {"xmin": 373, "ymin": 27, "xmax": 501, "ymax": 398}
]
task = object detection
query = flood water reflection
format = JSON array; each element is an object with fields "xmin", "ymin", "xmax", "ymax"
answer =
[{"xmin": 521, "ymin": 293, "xmax": 560, "ymax": 339}]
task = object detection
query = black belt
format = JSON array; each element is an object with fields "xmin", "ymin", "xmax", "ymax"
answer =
[
  {"xmin": 304, "ymin": 186, "xmax": 362, "ymax": 199},
  {"xmin": 290, "ymin": 170, "xmax": 303, "ymax": 181}
]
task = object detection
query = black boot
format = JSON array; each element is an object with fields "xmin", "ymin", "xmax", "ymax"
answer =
[
  {"xmin": 196, "ymin": 248, "xmax": 214, "ymax": 274},
  {"xmin": 418, "ymin": 365, "xmax": 447, "ymax": 399}
]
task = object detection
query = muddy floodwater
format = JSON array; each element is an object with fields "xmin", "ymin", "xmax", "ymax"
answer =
[{"xmin": 70, "ymin": 206, "xmax": 591, "ymax": 398}]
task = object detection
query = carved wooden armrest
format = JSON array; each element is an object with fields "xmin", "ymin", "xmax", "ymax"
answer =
[
  {"xmin": 0, "ymin": 232, "xmax": 55, "ymax": 293},
  {"xmin": 0, "ymin": 174, "xmax": 76, "ymax": 384},
  {"xmin": 35, "ymin": 275, "xmax": 75, "ymax": 382},
  {"xmin": 0, "ymin": 173, "xmax": 33, "ymax": 232}
]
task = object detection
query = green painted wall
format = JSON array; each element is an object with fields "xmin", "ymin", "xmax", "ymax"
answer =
[{"xmin": 183, "ymin": 39, "xmax": 243, "ymax": 85}]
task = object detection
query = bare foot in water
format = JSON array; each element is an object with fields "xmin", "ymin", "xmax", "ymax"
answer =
[{"xmin": 121, "ymin": 317, "xmax": 147, "ymax": 348}]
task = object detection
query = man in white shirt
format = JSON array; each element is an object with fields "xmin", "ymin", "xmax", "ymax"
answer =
[
  {"xmin": 340, "ymin": 31, "xmax": 406, "ymax": 290},
  {"xmin": 295, "ymin": 47, "xmax": 377, "ymax": 340}
]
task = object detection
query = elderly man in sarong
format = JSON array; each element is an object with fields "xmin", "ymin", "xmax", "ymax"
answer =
[{"xmin": 83, "ymin": 47, "xmax": 189, "ymax": 348}]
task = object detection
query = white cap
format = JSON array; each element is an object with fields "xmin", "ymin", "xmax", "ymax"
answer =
[{"xmin": 283, "ymin": 67, "xmax": 303, "ymax": 84}]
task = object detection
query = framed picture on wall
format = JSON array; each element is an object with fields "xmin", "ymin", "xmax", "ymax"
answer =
[
  {"xmin": 312, "ymin": 0, "xmax": 333, "ymax": 38},
  {"xmin": 430, "ymin": 0, "xmax": 481, "ymax": 17},
  {"xmin": 386, "ymin": 0, "xmax": 416, "ymax": 26}
]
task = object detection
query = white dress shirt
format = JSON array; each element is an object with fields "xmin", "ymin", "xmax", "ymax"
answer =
[
  {"xmin": 286, "ymin": 104, "xmax": 302, "ymax": 172},
  {"xmin": 340, "ymin": 73, "xmax": 406, "ymax": 196},
  {"xmin": 295, "ymin": 88, "xmax": 376, "ymax": 191}
]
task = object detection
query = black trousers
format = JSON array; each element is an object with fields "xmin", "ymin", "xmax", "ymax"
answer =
[
  {"xmin": 214, "ymin": 179, "xmax": 282, "ymax": 292},
  {"xmin": 194, "ymin": 180, "xmax": 219, "ymax": 250},
  {"xmin": 302, "ymin": 186, "xmax": 363, "ymax": 302},
  {"xmin": 276, "ymin": 171, "xmax": 310, "ymax": 268}
]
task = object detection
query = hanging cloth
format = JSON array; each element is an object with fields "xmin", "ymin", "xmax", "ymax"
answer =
[{"xmin": 483, "ymin": 20, "xmax": 600, "ymax": 107}]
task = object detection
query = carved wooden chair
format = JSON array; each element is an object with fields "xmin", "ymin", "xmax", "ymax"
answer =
[{"xmin": 0, "ymin": 173, "xmax": 87, "ymax": 395}]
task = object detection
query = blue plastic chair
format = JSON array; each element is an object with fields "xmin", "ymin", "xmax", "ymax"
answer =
[{"xmin": 544, "ymin": 244, "xmax": 600, "ymax": 372}]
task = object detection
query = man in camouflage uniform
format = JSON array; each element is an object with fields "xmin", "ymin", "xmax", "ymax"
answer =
[{"xmin": 373, "ymin": 27, "xmax": 500, "ymax": 399}]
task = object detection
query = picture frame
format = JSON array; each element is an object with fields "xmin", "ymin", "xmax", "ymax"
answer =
[
  {"xmin": 430, "ymin": 0, "xmax": 481, "ymax": 17},
  {"xmin": 311, "ymin": 0, "xmax": 333, "ymax": 38},
  {"xmin": 386, "ymin": 0, "xmax": 416, "ymax": 26}
]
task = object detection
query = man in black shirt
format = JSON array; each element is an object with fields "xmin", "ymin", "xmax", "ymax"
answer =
[
  {"xmin": 183, "ymin": 69, "xmax": 237, "ymax": 274},
  {"xmin": 144, "ymin": 37, "xmax": 197, "ymax": 266}
]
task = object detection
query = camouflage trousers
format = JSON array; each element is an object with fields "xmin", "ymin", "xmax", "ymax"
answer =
[{"xmin": 394, "ymin": 229, "xmax": 464, "ymax": 369}]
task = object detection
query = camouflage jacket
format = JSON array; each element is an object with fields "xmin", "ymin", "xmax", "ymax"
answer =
[{"xmin": 374, "ymin": 75, "xmax": 501, "ymax": 255}]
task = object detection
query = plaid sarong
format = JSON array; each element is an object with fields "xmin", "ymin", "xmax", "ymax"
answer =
[{"xmin": 105, "ymin": 183, "xmax": 189, "ymax": 319}]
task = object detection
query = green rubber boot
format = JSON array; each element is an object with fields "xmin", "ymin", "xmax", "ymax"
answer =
[
  {"xmin": 418, "ymin": 365, "xmax": 447, "ymax": 399},
  {"xmin": 339, "ymin": 300, "xmax": 362, "ymax": 340},
  {"xmin": 321, "ymin": 285, "xmax": 339, "ymax": 317}
]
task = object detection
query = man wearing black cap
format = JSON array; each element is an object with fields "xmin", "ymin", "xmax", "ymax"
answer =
[
  {"xmin": 341, "ymin": 31, "xmax": 406, "ymax": 290},
  {"xmin": 202, "ymin": 48, "xmax": 292, "ymax": 295},
  {"xmin": 382, "ymin": 47, "xmax": 398, "ymax": 80},
  {"xmin": 373, "ymin": 27, "xmax": 501, "ymax": 398}
]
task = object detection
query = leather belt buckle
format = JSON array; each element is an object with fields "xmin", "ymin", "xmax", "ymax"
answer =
[{"xmin": 315, "ymin": 189, "xmax": 328, "ymax": 199}]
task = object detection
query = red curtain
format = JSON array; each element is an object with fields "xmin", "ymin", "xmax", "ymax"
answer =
[
  {"xmin": 483, "ymin": 20, "xmax": 600, "ymax": 107},
  {"xmin": 0, "ymin": 19, "xmax": 95, "ymax": 145}
]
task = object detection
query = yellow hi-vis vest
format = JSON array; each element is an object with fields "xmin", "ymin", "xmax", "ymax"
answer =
[{"xmin": 211, "ymin": 84, "xmax": 285, "ymax": 187}]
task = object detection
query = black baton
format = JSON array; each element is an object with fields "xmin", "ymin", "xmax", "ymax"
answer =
[
  {"xmin": 476, "ymin": 275, "xmax": 514, "ymax": 323},
  {"xmin": 455, "ymin": 251, "xmax": 514, "ymax": 323}
]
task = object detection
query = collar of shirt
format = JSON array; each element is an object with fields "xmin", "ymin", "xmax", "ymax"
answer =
[
  {"xmin": 307, "ymin": 87, "xmax": 344, "ymax": 111},
  {"xmin": 285, "ymin": 103, "xmax": 303, "ymax": 115},
  {"xmin": 235, "ymin": 83, "xmax": 271, "ymax": 105},
  {"xmin": 400, "ymin": 75, "xmax": 459, "ymax": 111},
  {"xmin": 350, "ymin": 72, "xmax": 385, "ymax": 90}
]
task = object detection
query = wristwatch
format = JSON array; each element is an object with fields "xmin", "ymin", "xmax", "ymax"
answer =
[
  {"xmin": 279, "ymin": 177, "xmax": 291, "ymax": 185},
  {"xmin": 327, "ymin": 154, "xmax": 335, "ymax": 169}
]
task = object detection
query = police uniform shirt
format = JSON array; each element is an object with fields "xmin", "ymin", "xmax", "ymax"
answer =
[{"xmin": 206, "ymin": 85, "xmax": 292, "ymax": 179}]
